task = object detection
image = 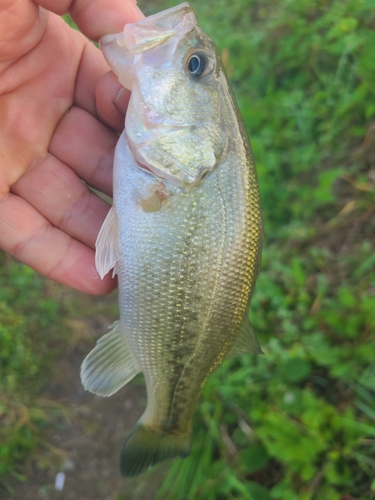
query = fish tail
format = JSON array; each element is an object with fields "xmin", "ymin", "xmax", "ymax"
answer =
[{"xmin": 120, "ymin": 423, "xmax": 191, "ymax": 477}]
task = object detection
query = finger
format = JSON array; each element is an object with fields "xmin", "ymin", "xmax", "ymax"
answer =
[
  {"xmin": 95, "ymin": 71, "xmax": 128, "ymax": 132},
  {"xmin": 0, "ymin": 193, "xmax": 116, "ymax": 294},
  {"xmin": 73, "ymin": 38, "xmax": 110, "ymax": 120},
  {"xmin": 113, "ymin": 85, "xmax": 131, "ymax": 115},
  {"xmin": 62, "ymin": 22, "xmax": 127, "ymax": 131},
  {"xmin": 11, "ymin": 154, "xmax": 110, "ymax": 249},
  {"xmin": 0, "ymin": 1, "xmax": 46, "ymax": 71},
  {"xmin": 60, "ymin": 2, "xmax": 140, "ymax": 126},
  {"xmin": 0, "ymin": 15, "xmax": 83, "ymax": 187},
  {"xmin": 35, "ymin": 0, "xmax": 144, "ymax": 40},
  {"xmin": 49, "ymin": 106, "xmax": 117, "ymax": 196},
  {"xmin": 74, "ymin": 40, "xmax": 130, "ymax": 131}
]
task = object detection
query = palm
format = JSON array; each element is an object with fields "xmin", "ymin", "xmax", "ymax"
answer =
[{"xmin": 0, "ymin": 0, "xmax": 142, "ymax": 294}]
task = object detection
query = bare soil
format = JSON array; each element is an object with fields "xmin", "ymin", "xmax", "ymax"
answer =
[{"xmin": 4, "ymin": 293, "xmax": 168, "ymax": 500}]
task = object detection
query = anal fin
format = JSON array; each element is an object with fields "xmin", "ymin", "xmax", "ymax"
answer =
[{"xmin": 80, "ymin": 321, "xmax": 140, "ymax": 397}]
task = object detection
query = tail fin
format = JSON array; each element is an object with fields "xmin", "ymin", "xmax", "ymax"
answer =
[{"xmin": 120, "ymin": 423, "xmax": 191, "ymax": 477}]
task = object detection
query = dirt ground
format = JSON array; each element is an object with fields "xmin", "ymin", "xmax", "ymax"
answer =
[{"xmin": 4, "ymin": 293, "xmax": 169, "ymax": 500}]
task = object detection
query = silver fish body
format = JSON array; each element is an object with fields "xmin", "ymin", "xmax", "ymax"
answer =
[{"xmin": 81, "ymin": 3, "xmax": 262, "ymax": 477}]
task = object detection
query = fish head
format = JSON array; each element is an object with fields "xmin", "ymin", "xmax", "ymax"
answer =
[{"xmin": 100, "ymin": 3, "xmax": 230, "ymax": 188}]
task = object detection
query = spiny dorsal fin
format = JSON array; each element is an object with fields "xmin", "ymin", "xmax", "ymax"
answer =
[
  {"xmin": 95, "ymin": 206, "xmax": 120, "ymax": 279},
  {"xmin": 80, "ymin": 321, "xmax": 140, "ymax": 397},
  {"xmin": 225, "ymin": 316, "xmax": 263, "ymax": 359}
]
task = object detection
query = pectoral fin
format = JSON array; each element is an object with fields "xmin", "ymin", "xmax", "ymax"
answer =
[
  {"xmin": 225, "ymin": 316, "xmax": 263, "ymax": 359},
  {"xmin": 95, "ymin": 206, "xmax": 120, "ymax": 279},
  {"xmin": 81, "ymin": 321, "xmax": 140, "ymax": 397}
]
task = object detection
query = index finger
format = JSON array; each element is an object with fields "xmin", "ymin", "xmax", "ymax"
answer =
[{"xmin": 35, "ymin": 0, "xmax": 144, "ymax": 40}]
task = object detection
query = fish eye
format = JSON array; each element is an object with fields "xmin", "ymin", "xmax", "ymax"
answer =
[{"xmin": 187, "ymin": 53, "xmax": 207, "ymax": 79}]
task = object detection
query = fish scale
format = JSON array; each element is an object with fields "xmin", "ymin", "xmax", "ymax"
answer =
[{"xmin": 80, "ymin": 2, "xmax": 262, "ymax": 477}]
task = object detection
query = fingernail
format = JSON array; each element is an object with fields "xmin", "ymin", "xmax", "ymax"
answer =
[
  {"xmin": 130, "ymin": 2, "xmax": 145, "ymax": 20},
  {"xmin": 113, "ymin": 87, "xmax": 131, "ymax": 114}
]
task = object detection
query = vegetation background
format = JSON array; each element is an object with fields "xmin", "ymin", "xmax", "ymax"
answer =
[{"xmin": 1, "ymin": 0, "xmax": 375, "ymax": 498}]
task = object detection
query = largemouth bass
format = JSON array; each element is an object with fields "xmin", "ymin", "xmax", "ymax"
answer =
[{"xmin": 81, "ymin": 2, "xmax": 262, "ymax": 477}]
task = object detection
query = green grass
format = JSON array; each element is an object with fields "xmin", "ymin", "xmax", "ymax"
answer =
[{"xmin": 0, "ymin": 253, "xmax": 66, "ymax": 489}]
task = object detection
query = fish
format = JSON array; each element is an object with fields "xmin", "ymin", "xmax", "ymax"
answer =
[{"xmin": 80, "ymin": 2, "xmax": 263, "ymax": 477}]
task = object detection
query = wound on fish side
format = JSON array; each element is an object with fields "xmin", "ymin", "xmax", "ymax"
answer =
[{"xmin": 140, "ymin": 189, "xmax": 168, "ymax": 213}]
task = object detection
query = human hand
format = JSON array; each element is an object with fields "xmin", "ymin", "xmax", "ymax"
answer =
[{"xmin": 0, "ymin": 0, "xmax": 143, "ymax": 294}]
